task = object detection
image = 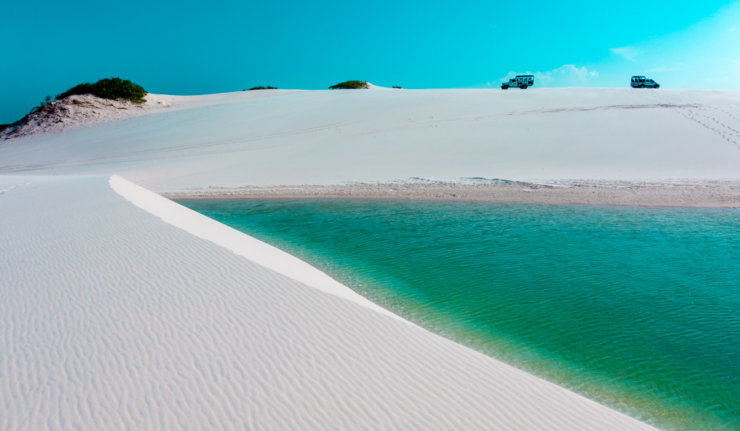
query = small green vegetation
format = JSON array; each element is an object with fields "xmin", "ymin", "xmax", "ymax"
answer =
[
  {"xmin": 56, "ymin": 77, "xmax": 147, "ymax": 103},
  {"xmin": 329, "ymin": 80, "xmax": 369, "ymax": 89},
  {"xmin": 392, "ymin": 85, "xmax": 403, "ymax": 89},
  {"xmin": 247, "ymin": 86, "xmax": 278, "ymax": 90},
  {"xmin": 30, "ymin": 95, "xmax": 53, "ymax": 113}
]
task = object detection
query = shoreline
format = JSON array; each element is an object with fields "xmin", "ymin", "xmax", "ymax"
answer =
[{"xmin": 163, "ymin": 180, "xmax": 740, "ymax": 208}]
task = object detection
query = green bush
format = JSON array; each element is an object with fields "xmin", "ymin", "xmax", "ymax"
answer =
[
  {"xmin": 56, "ymin": 77, "xmax": 147, "ymax": 103},
  {"xmin": 392, "ymin": 85, "xmax": 402, "ymax": 89},
  {"xmin": 329, "ymin": 80, "xmax": 368, "ymax": 89},
  {"xmin": 247, "ymin": 86, "xmax": 277, "ymax": 90}
]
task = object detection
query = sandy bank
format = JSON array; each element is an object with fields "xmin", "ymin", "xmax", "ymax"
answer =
[{"xmin": 165, "ymin": 180, "xmax": 740, "ymax": 208}]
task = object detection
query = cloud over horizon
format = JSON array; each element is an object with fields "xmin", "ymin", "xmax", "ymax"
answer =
[{"xmin": 609, "ymin": 47, "xmax": 642, "ymax": 61}]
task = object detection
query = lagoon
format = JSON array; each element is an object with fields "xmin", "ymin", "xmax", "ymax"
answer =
[{"xmin": 180, "ymin": 199, "xmax": 740, "ymax": 430}]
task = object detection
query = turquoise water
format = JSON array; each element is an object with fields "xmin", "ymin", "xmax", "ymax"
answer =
[{"xmin": 180, "ymin": 199, "xmax": 740, "ymax": 430}]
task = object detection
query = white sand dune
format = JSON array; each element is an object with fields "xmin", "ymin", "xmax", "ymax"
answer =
[
  {"xmin": 2, "ymin": 87, "xmax": 738, "ymax": 429},
  {"xmin": 1, "ymin": 88, "xmax": 738, "ymax": 191}
]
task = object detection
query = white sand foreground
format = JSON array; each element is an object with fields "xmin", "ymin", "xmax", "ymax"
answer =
[
  {"xmin": 2, "ymin": 87, "xmax": 739, "ymax": 429},
  {"xmin": 0, "ymin": 174, "xmax": 655, "ymax": 430}
]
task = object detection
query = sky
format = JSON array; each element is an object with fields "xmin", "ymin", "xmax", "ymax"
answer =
[{"xmin": 2, "ymin": 0, "xmax": 739, "ymax": 123}]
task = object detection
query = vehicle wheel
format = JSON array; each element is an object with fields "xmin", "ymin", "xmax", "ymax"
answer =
[{"xmin": 655, "ymin": 85, "xmax": 660, "ymax": 89}]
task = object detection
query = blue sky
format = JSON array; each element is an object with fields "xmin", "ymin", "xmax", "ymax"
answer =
[{"xmin": 2, "ymin": 0, "xmax": 739, "ymax": 123}]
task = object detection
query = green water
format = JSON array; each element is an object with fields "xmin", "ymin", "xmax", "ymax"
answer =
[{"xmin": 180, "ymin": 199, "xmax": 740, "ymax": 430}]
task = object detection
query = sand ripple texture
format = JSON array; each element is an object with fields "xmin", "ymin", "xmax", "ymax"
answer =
[{"xmin": 0, "ymin": 175, "xmax": 655, "ymax": 430}]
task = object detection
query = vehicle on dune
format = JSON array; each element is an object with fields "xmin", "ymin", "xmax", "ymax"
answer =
[
  {"xmin": 631, "ymin": 76, "xmax": 660, "ymax": 88},
  {"xmin": 501, "ymin": 75, "xmax": 534, "ymax": 89}
]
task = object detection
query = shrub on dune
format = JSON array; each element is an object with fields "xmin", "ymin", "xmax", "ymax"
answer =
[
  {"xmin": 329, "ymin": 80, "xmax": 369, "ymax": 89},
  {"xmin": 247, "ymin": 86, "xmax": 278, "ymax": 90},
  {"xmin": 56, "ymin": 77, "xmax": 147, "ymax": 103}
]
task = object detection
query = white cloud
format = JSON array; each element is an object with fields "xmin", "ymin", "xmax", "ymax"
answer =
[
  {"xmin": 645, "ymin": 65, "xmax": 683, "ymax": 73},
  {"xmin": 609, "ymin": 46, "xmax": 642, "ymax": 61},
  {"xmin": 535, "ymin": 65, "xmax": 599, "ymax": 87}
]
